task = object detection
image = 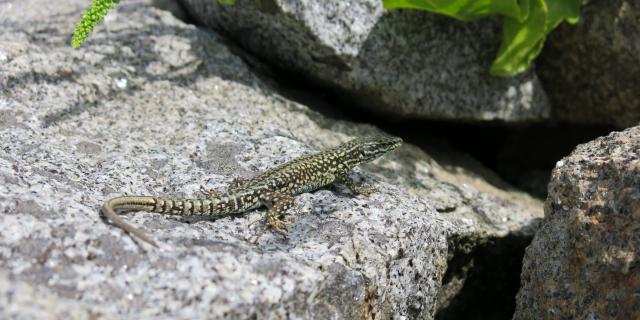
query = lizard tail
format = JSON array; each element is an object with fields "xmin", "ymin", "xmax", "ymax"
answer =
[
  {"xmin": 101, "ymin": 196, "xmax": 229, "ymax": 247},
  {"xmin": 101, "ymin": 196, "xmax": 159, "ymax": 247}
]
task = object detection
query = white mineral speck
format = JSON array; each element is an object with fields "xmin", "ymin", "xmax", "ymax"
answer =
[{"xmin": 115, "ymin": 77, "xmax": 128, "ymax": 89}]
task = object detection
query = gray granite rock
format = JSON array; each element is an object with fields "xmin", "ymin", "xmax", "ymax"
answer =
[
  {"xmin": 0, "ymin": 271, "xmax": 107, "ymax": 319},
  {"xmin": 0, "ymin": 0, "xmax": 542, "ymax": 318},
  {"xmin": 179, "ymin": 0, "xmax": 550, "ymax": 122},
  {"xmin": 538, "ymin": 0, "xmax": 640, "ymax": 128},
  {"xmin": 514, "ymin": 126, "xmax": 640, "ymax": 319}
]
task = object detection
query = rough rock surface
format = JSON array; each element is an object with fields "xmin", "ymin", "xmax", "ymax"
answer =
[
  {"xmin": 538, "ymin": 0, "xmax": 640, "ymax": 128},
  {"xmin": 0, "ymin": 0, "xmax": 542, "ymax": 318},
  {"xmin": 514, "ymin": 126, "xmax": 640, "ymax": 319},
  {"xmin": 179, "ymin": 0, "xmax": 550, "ymax": 123}
]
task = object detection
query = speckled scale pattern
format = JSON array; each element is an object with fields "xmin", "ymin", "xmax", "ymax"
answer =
[{"xmin": 101, "ymin": 136, "xmax": 403, "ymax": 246}]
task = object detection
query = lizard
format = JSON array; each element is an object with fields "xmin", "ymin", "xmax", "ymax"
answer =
[{"xmin": 101, "ymin": 135, "xmax": 403, "ymax": 247}]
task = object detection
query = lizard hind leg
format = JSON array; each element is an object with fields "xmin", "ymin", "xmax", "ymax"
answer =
[{"xmin": 257, "ymin": 191, "xmax": 294, "ymax": 236}]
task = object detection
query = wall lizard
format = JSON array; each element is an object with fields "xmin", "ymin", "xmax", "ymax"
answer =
[{"xmin": 101, "ymin": 136, "xmax": 403, "ymax": 247}]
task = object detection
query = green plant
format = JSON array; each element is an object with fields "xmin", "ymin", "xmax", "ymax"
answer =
[
  {"xmin": 71, "ymin": 0, "xmax": 120, "ymax": 49},
  {"xmin": 383, "ymin": 0, "xmax": 581, "ymax": 76}
]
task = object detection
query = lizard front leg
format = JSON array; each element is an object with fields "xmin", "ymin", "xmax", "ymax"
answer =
[
  {"xmin": 336, "ymin": 171, "xmax": 378, "ymax": 196},
  {"xmin": 258, "ymin": 191, "xmax": 294, "ymax": 235}
]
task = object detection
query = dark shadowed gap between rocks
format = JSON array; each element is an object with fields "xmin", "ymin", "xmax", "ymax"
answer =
[
  {"xmin": 152, "ymin": 3, "xmax": 616, "ymax": 319},
  {"xmin": 435, "ymin": 234, "xmax": 531, "ymax": 320}
]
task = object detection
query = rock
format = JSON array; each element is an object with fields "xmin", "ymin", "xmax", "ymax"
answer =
[
  {"xmin": 0, "ymin": 0, "xmax": 542, "ymax": 318},
  {"xmin": 514, "ymin": 126, "xmax": 640, "ymax": 319},
  {"xmin": 179, "ymin": 0, "xmax": 550, "ymax": 123},
  {"xmin": 0, "ymin": 271, "xmax": 108, "ymax": 318},
  {"xmin": 538, "ymin": 0, "xmax": 640, "ymax": 128}
]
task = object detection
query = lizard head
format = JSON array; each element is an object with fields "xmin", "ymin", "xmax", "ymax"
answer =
[{"xmin": 341, "ymin": 135, "xmax": 403, "ymax": 166}]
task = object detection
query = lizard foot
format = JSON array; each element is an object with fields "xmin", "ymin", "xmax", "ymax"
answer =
[
  {"xmin": 249, "ymin": 214, "xmax": 288, "ymax": 243},
  {"xmin": 267, "ymin": 214, "xmax": 288, "ymax": 235}
]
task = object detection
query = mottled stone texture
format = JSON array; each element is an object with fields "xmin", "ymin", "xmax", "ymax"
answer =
[
  {"xmin": 0, "ymin": 0, "xmax": 543, "ymax": 318},
  {"xmin": 180, "ymin": 0, "xmax": 550, "ymax": 122},
  {"xmin": 514, "ymin": 126, "xmax": 640, "ymax": 319},
  {"xmin": 538, "ymin": 0, "xmax": 640, "ymax": 128}
]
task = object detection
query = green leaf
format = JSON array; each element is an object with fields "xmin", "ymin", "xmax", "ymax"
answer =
[
  {"xmin": 545, "ymin": 0, "xmax": 581, "ymax": 28},
  {"xmin": 218, "ymin": 0, "xmax": 237, "ymax": 4},
  {"xmin": 490, "ymin": 0, "xmax": 581, "ymax": 76},
  {"xmin": 71, "ymin": 0, "xmax": 118, "ymax": 49},
  {"xmin": 490, "ymin": 0, "xmax": 547, "ymax": 76}
]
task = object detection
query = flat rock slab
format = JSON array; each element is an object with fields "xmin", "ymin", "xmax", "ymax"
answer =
[
  {"xmin": 514, "ymin": 126, "xmax": 640, "ymax": 319},
  {"xmin": 180, "ymin": 0, "xmax": 550, "ymax": 123},
  {"xmin": 0, "ymin": 0, "xmax": 541, "ymax": 318}
]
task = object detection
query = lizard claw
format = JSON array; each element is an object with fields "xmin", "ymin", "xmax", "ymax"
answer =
[
  {"xmin": 268, "ymin": 215, "xmax": 288, "ymax": 235},
  {"xmin": 248, "ymin": 214, "xmax": 287, "ymax": 244}
]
